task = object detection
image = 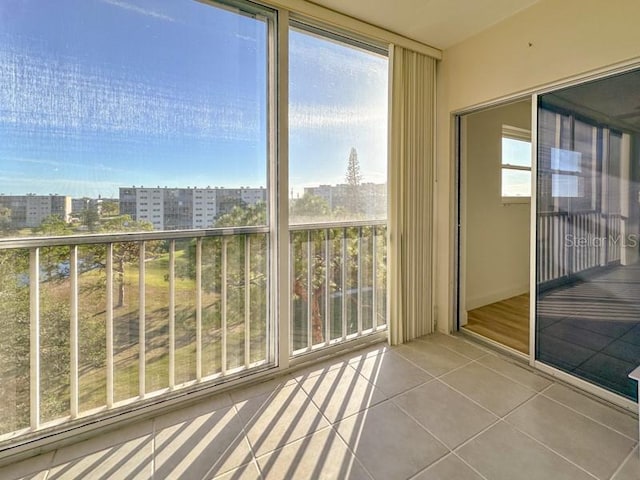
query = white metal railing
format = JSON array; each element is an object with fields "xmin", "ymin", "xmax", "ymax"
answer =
[
  {"xmin": 0, "ymin": 220, "xmax": 388, "ymax": 441},
  {"xmin": 290, "ymin": 220, "xmax": 387, "ymax": 355},
  {"xmin": 0, "ymin": 227, "xmax": 270, "ymax": 440}
]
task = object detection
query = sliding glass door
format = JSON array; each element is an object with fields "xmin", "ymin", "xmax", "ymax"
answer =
[{"xmin": 536, "ymin": 70, "xmax": 640, "ymax": 400}]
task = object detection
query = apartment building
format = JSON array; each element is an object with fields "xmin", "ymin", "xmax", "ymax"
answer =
[
  {"xmin": 119, "ymin": 186, "xmax": 267, "ymax": 230},
  {"xmin": 0, "ymin": 194, "xmax": 71, "ymax": 228}
]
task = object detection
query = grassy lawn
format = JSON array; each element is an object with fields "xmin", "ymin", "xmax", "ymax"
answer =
[{"xmin": 22, "ymin": 243, "xmax": 268, "ymax": 419}]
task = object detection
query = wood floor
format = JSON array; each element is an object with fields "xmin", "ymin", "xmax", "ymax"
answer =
[{"xmin": 464, "ymin": 293, "xmax": 530, "ymax": 354}]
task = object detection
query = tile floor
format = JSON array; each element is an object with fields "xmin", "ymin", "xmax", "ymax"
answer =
[{"xmin": 0, "ymin": 333, "xmax": 638, "ymax": 479}]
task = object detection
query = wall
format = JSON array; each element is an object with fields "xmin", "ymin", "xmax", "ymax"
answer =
[
  {"xmin": 463, "ymin": 101, "xmax": 531, "ymax": 312},
  {"xmin": 435, "ymin": 0, "xmax": 640, "ymax": 332}
]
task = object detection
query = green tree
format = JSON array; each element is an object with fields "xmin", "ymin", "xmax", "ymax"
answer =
[
  {"xmin": 344, "ymin": 147, "xmax": 363, "ymax": 217},
  {"xmin": 81, "ymin": 206, "xmax": 100, "ymax": 232},
  {"xmin": 0, "ymin": 249, "xmax": 30, "ymax": 433},
  {"xmin": 38, "ymin": 215, "xmax": 72, "ymax": 236},
  {"xmin": 99, "ymin": 215, "xmax": 155, "ymax": 308},
  {"xmin": 290, "ymin": 193, "xmax": 330, "ymax": 223},
  {"xmin": 100, "ymin": 200, "xmax": 119, "ymax": 217}
]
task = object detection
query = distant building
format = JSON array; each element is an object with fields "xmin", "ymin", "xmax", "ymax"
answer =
[
  {"xmin": 0, "ymin": 194, "xmax": 72, "ymax": 228},
  {"xmin": 303, "ymin": 182, "xmax": 386, "ymax": 218},
  {"xmin": 119, "ymin": 186, "xmax": 266, "ymax": 230},
  {"xmin": 71, "ymin": 196, "xmax": 117, "ymax": 217}
]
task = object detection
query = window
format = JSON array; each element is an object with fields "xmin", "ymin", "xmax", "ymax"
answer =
[
  {"xmin": 501, "ymin": 125, "xmax": 532, "ymax": 200},
  {"xmin": 0, "ymin": 0, "xmax": 273, "ymax": 439},
  {"xmin": 288, "ymin": 22, "xmax": 388, "ymax": 354},
  {"xmin": 0, "ymin": 0, "xmax": 390, "ymax": 445}
]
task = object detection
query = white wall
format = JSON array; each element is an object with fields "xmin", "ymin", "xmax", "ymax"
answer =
[
  {"xmin": 434, "ymin": 0, "xmax": 640, "ymax": 332},
  {"xmin": 463, "ymin": 101, "xmax": 531, "ymax": 312}
]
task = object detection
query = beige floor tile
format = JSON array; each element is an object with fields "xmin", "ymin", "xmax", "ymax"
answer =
[
  {"xmin": 393, "ymin": 341, "xmax": 471, "ymax": 376},
  {"xmin": 441, "ymin": 362, "xmax": 536, "ymax": 416},
  {"xmin": 292, "ymin": 355, "xmax": 357, "ymax": 382},
  {"xmin": 344, "ymin": 342, "xmax": 392, "ymax": 365},
  {"xmin": 350, "ymin": 350, "xmax": 432, "ymax": 397},
  {"xmin": 612, "ymin": 447, "xmax": 640, "ymax": 480},
  {"xmin": 230, "ymin": 376, "xmax": 297, "ymax": 404},
  {"xmin": 0, "ymin": 451, "xmax": 54, "ymax": 480},
  {"xmin": 478, "ymin": 354, "xmax": 552, "ymax": 392},
  {"xmin": 506, "ymin": 395, "xmax": 636, "ymax": 479},
  {"xmin": 49, "ymin": 419, "xmax": 153, "ymax": 466},
  {"xmin": 413, "ymin": 454, "xmax": 484, "ymax": 480},
  {"xmin": 153, "ymin": 393, "xmax": 233, "ymax": 430},
  {"xmin": 394, "ymin": 380, "xmax": 497, "ymax": 448},
  {"xmin": 543, "ymin": 383, "xmax": 638, "ymax": 440},
  {"xmin": 48, "ymin": 435, "xmax": 152, "ymax": 480},
  {"xmin": 416, "ymin": 333, "xmax": 489, "ymax": 360},
  {"xmin": 458, "ymin": 421, "xmax": 594, "ymax": 480},
  {"xmin": 335, "ymin": 401, "xmax": 447, "ymax": 480},
  {"xmin": 299, "ymin": 365, "xmax": 387, "ymax": 423},
  {"xmin": 154, "ymin": 406, "xmax": 253, "ymax": 479},
  {"xmin": 235, "ymin": 383, "xmax": 329, "ymax": 456},
  {"xmin": 257, "ymin": 428, "xmax": 370, "ymax": 480},
  {"xmin": 211, "ymin": 460, "xmax": 262, "ymax": 480}
]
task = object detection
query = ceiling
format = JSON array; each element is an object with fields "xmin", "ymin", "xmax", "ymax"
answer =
[{"xmin": 308, "ymin": 0, "xmax": 541, "ymax": 49}]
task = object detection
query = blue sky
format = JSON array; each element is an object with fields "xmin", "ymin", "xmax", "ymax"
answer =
[{"xmin": 0, "ymin": 0, "xmax": 388, "ymax": 198}]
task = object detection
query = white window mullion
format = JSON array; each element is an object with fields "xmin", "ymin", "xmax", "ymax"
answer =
[{"xmin": 275, "ymin": 8, "xmax": 291, "ymax": 370}]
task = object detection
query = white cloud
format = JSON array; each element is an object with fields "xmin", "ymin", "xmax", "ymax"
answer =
[{"xmin": 99, "ymin": 0, "xmax": 175, "ymax": 22}]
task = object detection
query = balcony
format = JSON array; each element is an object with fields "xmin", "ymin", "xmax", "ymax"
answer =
[
  {"xmin": 0, "ymin": 221, "xmax": 386, "ymax": 444},
  {"xmin": 0, "ymin": 333, "xmax": 636, "ymax": 479}
]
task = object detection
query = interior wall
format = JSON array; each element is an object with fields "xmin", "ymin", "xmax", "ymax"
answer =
[
  {"xmin": 464, "ymin": 101, "xmax": 531, "ymax": 311},
  {"xmin": 434, "ymin": 0, "xmax": 640, "ymax": 333}
]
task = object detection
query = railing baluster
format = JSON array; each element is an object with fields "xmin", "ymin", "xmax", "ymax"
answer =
[
  {"xmin": 324, "ymin": 229, "xmax": 330, "ymax": 346},
  {"xmin": 372, "ymin": 227, "xmax": 377, "ymax": 330},
  {"xmin": 138, "ymin": 241, "xmax": 145, "ymax": 398},
  {"xmin": 106, "ymin": 243, "xmax": 114, "ymax": 408},
  {"xmin": 29, "ymin": 247, "xmax": 40, "ymax": 430},
  {"xmin": 196, "ymin": 238, "xmax": 203, "ymax": 380},
  {"xmin": 244, "ymin": 235, "xmax": 251, "ymax": 368},
  {"xmin": 70, "ymin": 246, "xmax": 79, "ymax": 418},
  {"xmin": 221, "ymin": 238, "xmax": 228, "ymax": 375},
  {"xmin": 341, "ymin": 228, "xmax": 347, "ymax": 341},
  {"xmin": 357, "ymin": 227, "xmax": 363, "ymax": 336},
  {"xmin": 306, "ymin": 230, "xmax": 312, "ymax": 348},
  {"xmin": 169, "ymin": 240, "xmax": 175, "ymax": 388},
  {"xmin": 290, "ymin": 234, "xmax": 295, "ymax": 354}
]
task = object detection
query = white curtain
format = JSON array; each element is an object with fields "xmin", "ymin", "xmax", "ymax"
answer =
[{"xmin": 387, "ymin": 45, "xmax": 436, "ymax": 345}]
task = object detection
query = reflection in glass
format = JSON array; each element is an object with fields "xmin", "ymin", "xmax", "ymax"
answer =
[{"xmin": 537, "ymin": 71, "xmax": 640, "ymax": 400}]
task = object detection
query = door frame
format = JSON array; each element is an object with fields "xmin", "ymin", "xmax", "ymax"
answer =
[{"xmin": 454, "ymin": 96, "xmax": 534, "ymax": 360}]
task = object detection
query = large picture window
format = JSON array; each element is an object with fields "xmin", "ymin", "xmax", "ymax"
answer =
[
  {"xmin": 288, "ymin": 23, "xmax": 389, "ymax": 354},
  {"xmin": 0, "ymin": 0, "xmax": 273, "ymax": 439}
]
